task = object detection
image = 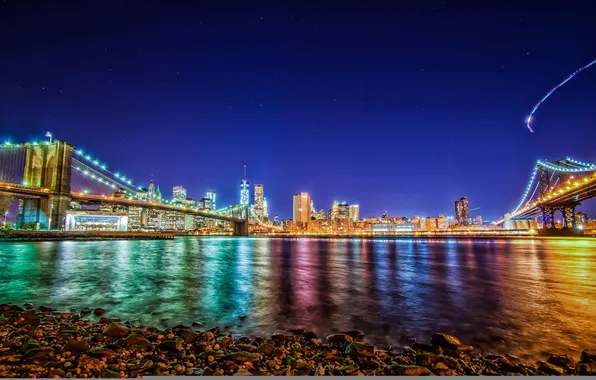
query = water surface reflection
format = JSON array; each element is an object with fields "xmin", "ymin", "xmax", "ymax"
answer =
[{"xmin": 1, "ymin": 237, "xmax": 595, "ymax": 360}]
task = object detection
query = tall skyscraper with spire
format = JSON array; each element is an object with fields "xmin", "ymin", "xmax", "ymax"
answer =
[{"xmin": 240, "ymin": 165, "xmax": 249, "ymax": 205}]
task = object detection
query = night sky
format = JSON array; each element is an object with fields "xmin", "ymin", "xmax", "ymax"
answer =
[{"xmin": 1, "ymin": 1, "xmax": 595, "ymax": 221}]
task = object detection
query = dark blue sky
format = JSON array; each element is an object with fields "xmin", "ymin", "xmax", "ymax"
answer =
[{"xmin": 1, "ymin": 0, "xmax": 595, "ymax": 220}]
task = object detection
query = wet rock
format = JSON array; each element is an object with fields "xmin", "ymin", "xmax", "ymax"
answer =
[
  {"xmin": 20, "ymin": 341, "xmax": 42, "ymax": 354},
  {"xmin": 102, "ymin": 322, "xmax": 129, "ymax": 338},
  {"xmin": 126, "ymin": 334, "xmax": 152, "ymax": 350},
  {"xmin": 257, "ymin": 343, "xmax": 275, "ymax": 356},
  {"xmin": 547, "ymin": 354, "xmax": 576, "ymax": 372},
  {"xmin": 391, "ymin": 364, "xmax": 433, "ymax": 375},
  {"xmin": 336, "ymin": 363, "xmax": 360, "ymax": 374},
  {"xmin": 581, "ymin": 349, "xmax": 596, "ymax": 363},
  {"xmin": 63, "ymin": 339, "xmax": 90, "ymax": 354},
  {"xmin": 38, "ymin": 305, "xmax": 55, "ymax": 313},
  {"xmin": 538, "ymin": 361, "xmax": 564, "ymax": 375},
  {"xmin": 236, "ymin": 343, "xmax": 257, "ymax": 352},
  {"xmin": 431, "ymin": 332, "xmax": 461, "ymax": 350},
  {"xmin": 224, "ymin": 351, "xmax": 259, "ymax": 362},
  {"xmin": 576, "ymin": 362, "xmax": 596, "ymax": 375},
  {"xmin": 416, "ymin": 353, "xmax": 437, "ymax": 366},
  {"xmin": 48, "ymin": 368, "xmax": 66, "ymax": 377},
  {"xmin": 158, "ymin": 340, "xmax": 184, "ymax": 353},
  {"xmin": 342, "ymin": 330, "xmax": 365, "ymax": 338},
  {"xmin": 88, "ymin": 347, "xmax": 117, "ymax": 359},
  {"xmin": 21, "ymin": 347, "xmax": 53, "ymax": 363},
  {"xmin": 93, "ymin": 308, "xmax": 106, "ymax": 316},
  {"xmin": 326, "ymin": 333, "xmax": 353, "ymax": 343},
  {"xmin": 178, "ymin": 329, "xmax": 199, "ymax": 344},
  {"xmin": 19, "ymin": 310, "xmax": 40, "ymax": 326},
  {"xmin": 412, "ymin": 342, "xmax": 443, "ymax": 355},
  {"xmin": 345, "ymin": 342, "xmax": 376, "ymax": 357}
]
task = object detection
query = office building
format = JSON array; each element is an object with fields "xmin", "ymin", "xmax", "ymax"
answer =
[
  {"xmin": 206, "ymin": 190, "xmax": 216, "ymax": 210},
  {"xmin": 349, "ymin": 204, "xmax": 360, "ymax": 221},
  {"xmin": 198, "ymin": 197, "xmax": 213, "ymax": 210},
  {"xmin": 240, "ymin": 165, "xmax": 249, "ymax": 205},
  {"xmin": 293, "ymin": 192, "xmax": 311, "ymax": 227},
  {"xmin": 263, "ymin": 197, "xmax": 268, "ymax": 218},
  {"xmin": 185, "ymin": 198, "xmax": 196, "ymax": 208},
  {"xmin": 336, "ymin": 202, "xmax": 350, "ymax": 219},
  {"xmin": 173, "ymin": 186, "xmax": 187, "ymax": 204},
  {"xmin": 455, "ymin": 196, "xmax": 470, "ymax": 225},
  {"xmin": 254, "ymin": 184, "xmax": 264, "ymax": 217}
]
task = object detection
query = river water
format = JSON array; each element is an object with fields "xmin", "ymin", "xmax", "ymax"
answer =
[{"xmin": 1, "ymin": 237, "xmax": 595, "ymax": 361}]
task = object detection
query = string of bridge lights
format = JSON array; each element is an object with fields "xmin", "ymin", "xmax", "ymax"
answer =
[
  {"xmin": 73, "ymin": 148, "xmax": 139, "ymax": 189},
  {"xmin": 510, "ymin": 157, "xmax": 596, "ymax": 216}
]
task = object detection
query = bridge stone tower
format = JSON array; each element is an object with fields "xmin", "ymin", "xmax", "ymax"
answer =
[{"xmin": 18, "ymin": 141, "xmax": 73, "ymax": 229}]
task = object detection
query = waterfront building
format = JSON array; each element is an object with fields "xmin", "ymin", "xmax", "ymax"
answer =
[
  {"xmin": 127, "ymin": 206, "xmax": 145, "ymax": 230},
  {"xmin": 425, "ymin": 217, "xmax": 438, "ymax": 231},
  {"xmin": 64, "ymin": 210, "xmax": 128, "ymax": 232},
  {"xmin": 474, "ymin": 215, "xmax": 483, "ymax": 226},
  {"xmin": 293, "ymin": 192, "xmax": 311, "ymax": 228},
  {"xmin": 273, "ymin": 215, "xmax": 280, "ymax": 225},
  {"xmin": 263, "ymin": 197, "xmax": 268, "ymax": 218},
  {"xmin": 184, "ymin": 214, "xmax": 194, "ymax": 230},
  {"xmin": 240, "ymin": 165, "xmax": 249, "ymax": 205},
  {"xmin": 437, "ymin": 214, "xmax": 449, "ymax": 230},
  {"xmin": 147, "ymin": 209, "xmax": 162, "ymax": 230},
  {"xmin": 185, "ymin": 198, "xmax": 196, "ymax": 208},
  {"xmin": 206, "ymin": 190, "xmax": 216, "ymax": 210},
  {"xmin": 349, "ymin": 204, "xmax": 360, "ymax": 221},
  {"xmin": 173, "ymin": 186, "xmax": 187, "ymax": 204},
  {"xmin": 372, "ymin": 223, "xmax": 414, "ymax": 233},
  {"xmin": 161, "ymin": 210, "xmax": 184, "ymax": 230},
  {"xmin": 455, "ymin": 196, "xmax": 470, "ymax": 225},
  {"xmin": 575, "ymin": 212, "xmax": 588, "ymax": 226}
]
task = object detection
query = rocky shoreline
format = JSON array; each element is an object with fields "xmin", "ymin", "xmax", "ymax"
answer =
[{"xmin": 1, "ymin": 304, "xmax": 595, "ymax": 377}]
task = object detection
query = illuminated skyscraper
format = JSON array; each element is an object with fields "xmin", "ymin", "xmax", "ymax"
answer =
[
  {"xmin": 240, "ymin": 165, "xmax": 249, "ymax": 205},
  {"xmin": 263, "ymin": 197, "xmax": 268, "ymax": 218},
  {"xmin": 349, "ymin": 204, "xmax": 360, "ymax": 221},
  {"xmin": 148, "ymin": 180, "xmax": 155, "ymax": 199},
  {"xmin": 293, "ymin": 192, "xmax": 311, "ymax": 227},
  {"xmin": 254, "ymin": 184, "xmax": 264, "ymax": 217},
  {"xmin": 173, "ymin": 186, "xmax": 187, "ymax": 204},
  {"xmin": 206, "ymin": 190, "xmax": 216, "ymax": 210},
  {"xmin": 154, "ymin": 186, "xmax": 162, "ymax": 202},
  {"xmin": 337, "ymin": 202, "xmax": 349, "ymax": 219},
  {"xmin": 455, "ymin": 196, "xmax": 470, "ymax": 225}
]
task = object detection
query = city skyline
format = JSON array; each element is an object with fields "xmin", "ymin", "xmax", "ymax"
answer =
[{"xmin": 1, "ymin": 2, "xmax": 595, "ymax": 220}]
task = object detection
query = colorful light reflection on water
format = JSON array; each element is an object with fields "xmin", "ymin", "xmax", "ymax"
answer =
[{"xmin": 0, "ymin": 237, "xmax": 595, "ymax": 361}]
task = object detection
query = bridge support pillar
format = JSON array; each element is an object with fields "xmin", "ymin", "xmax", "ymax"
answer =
[
  {"xmin": 17, "ymin": 199, "xmax": 46, "ymax": 229},
  {"xmin": 233, "ymin": 221, "xmax": 248, "ymax": 236},
  {"xmin": 19, "ymin": 141, "xmax": 73, "ymax": 230},
  {"xmin": 562, "ymin": 204, "xmax": 577, "ymax": 229},
  {"xmin": 541, "ymin": 206, "xmax": 555, "ymax": 229}
]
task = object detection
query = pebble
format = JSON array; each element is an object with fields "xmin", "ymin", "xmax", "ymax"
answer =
[{"xmin": 0, "ymin": 303, "xmax": 590, "ymax": 377}]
